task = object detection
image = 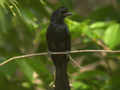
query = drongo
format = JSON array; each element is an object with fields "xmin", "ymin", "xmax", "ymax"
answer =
[{"xmin": 46, "ymin": 7, "xmax": 71, "ymax": 90}]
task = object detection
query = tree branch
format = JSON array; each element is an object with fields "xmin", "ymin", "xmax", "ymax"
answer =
[{"xmin": 0, "ymin": 50, "xmax": 120, "ymax": 66}]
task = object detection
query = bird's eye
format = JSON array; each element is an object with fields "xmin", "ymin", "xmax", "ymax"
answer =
[{"xmin": 60, "ymin": 8, "xmax": 68, "ymax": 13}]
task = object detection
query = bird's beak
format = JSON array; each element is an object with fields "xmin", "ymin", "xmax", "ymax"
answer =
[{"xmin": 64, "ymin": 12, "xmax": 72, "ymax": 16}]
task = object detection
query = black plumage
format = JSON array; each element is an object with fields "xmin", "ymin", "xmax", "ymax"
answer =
[{"xmin": 46, "ymin": 7, "xmax": 71, "ymax": 90}]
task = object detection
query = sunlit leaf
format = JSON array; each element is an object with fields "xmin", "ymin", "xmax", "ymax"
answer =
[
  {"xmin": 72, "ymin": 82, "xmax": 89, "ymax": 89},
  {"xmin": 90, "ymin": 22, "xmax": 107, "ymax": 29},
  {"xmin": 104, "ymin": 23, "xmax": 120, "ymax": 48},
  {"xmin": 0, "ymin": 0, "xmax": 6, "ymax": 7}
]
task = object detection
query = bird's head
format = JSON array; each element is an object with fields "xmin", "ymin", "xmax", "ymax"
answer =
[{"xmin": 51, "ymin": 7, "xmax": 72, "ymax": 23}]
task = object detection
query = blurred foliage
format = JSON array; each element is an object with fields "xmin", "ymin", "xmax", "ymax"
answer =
[{"xmin": 0, "ymin": 0, "xmax": 120, "ymax": 90}]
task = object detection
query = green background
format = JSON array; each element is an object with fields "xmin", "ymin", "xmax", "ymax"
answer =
[{"xmin": 0, "ymin": 0, "xmax": 120, "ymax": 90}]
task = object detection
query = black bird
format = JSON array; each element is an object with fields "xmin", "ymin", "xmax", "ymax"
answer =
[{"xmin": 46, "ymin": 7, "xmax": 71, "ymax": 90}]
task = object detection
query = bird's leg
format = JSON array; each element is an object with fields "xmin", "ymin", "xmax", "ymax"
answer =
[{"xmin": 48, "ymin": 50, "xmax": 53, "ymax": 57}]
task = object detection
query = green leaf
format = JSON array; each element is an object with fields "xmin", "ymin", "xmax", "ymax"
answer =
[
  {"xmin": 60, "ymin": 0, "xmax": 73, "ymax": 9},
  {"xmin": 104, "ymin": 23, "xmax": 120, "ymax": 48},
  {"xmin": 0, "ymin": 57, "xmax": 17, "ymax": 78},
  {"xmin": 18, "ymin": 60, "xmax": 35, "ymax": 83},
  {"xmin": 0, "ymin": 0, "xmax": 6, "ymax": 7},
  {"xmin": 88, "ymin": 5, "xmax": 120, "ymax": 21},
  {"xmin": 25, "ymin": 57, "xmax": 52, "ymax": 86},
  {"xmin": 0, "ymin": 9, "xmax": 6, "ymax": 32},
  {"xmin": 90, "ymin": 22, "xmax": 106, "ymax": 29},
  {"xmin": 74, "ymin": 70, "xmax": 106, "ymax": 80},
  {"xmin": 117, "ymin": 0, "xmax": 120, "ymax": 3},
  {"xmin": 72, "ymin": 82, "xmax": 89, "ymax": 90}
]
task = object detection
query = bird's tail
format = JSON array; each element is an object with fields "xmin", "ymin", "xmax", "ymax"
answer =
[{"xmin": 51, "ymin": 54, "xmax": 70, "ymax": 90}]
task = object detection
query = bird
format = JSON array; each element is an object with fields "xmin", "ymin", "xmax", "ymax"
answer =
[{"xmin": 46, "ymin": 7, "xmax": 71, "ymax": 90}]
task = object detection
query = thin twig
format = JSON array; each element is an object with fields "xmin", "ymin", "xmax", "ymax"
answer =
[
  {"xmin": 0, "ymin": 53, "xmax": 47, "ymax": 66},
  {"xmin": 68, "ymin": 55, "xmax": 83, "ymax": 69},
  {"xmin": 0, "ymin": 50, "xmax": 120, "ymax": 66}
]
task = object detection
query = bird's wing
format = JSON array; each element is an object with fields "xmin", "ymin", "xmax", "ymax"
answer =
[
  {"xmin": 46, "ymin": 24, "xmax": 71, "ymax": 52},
  {"xmin": 46, "ymin": 25, "xmax": 57, "ymax": 51}
]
